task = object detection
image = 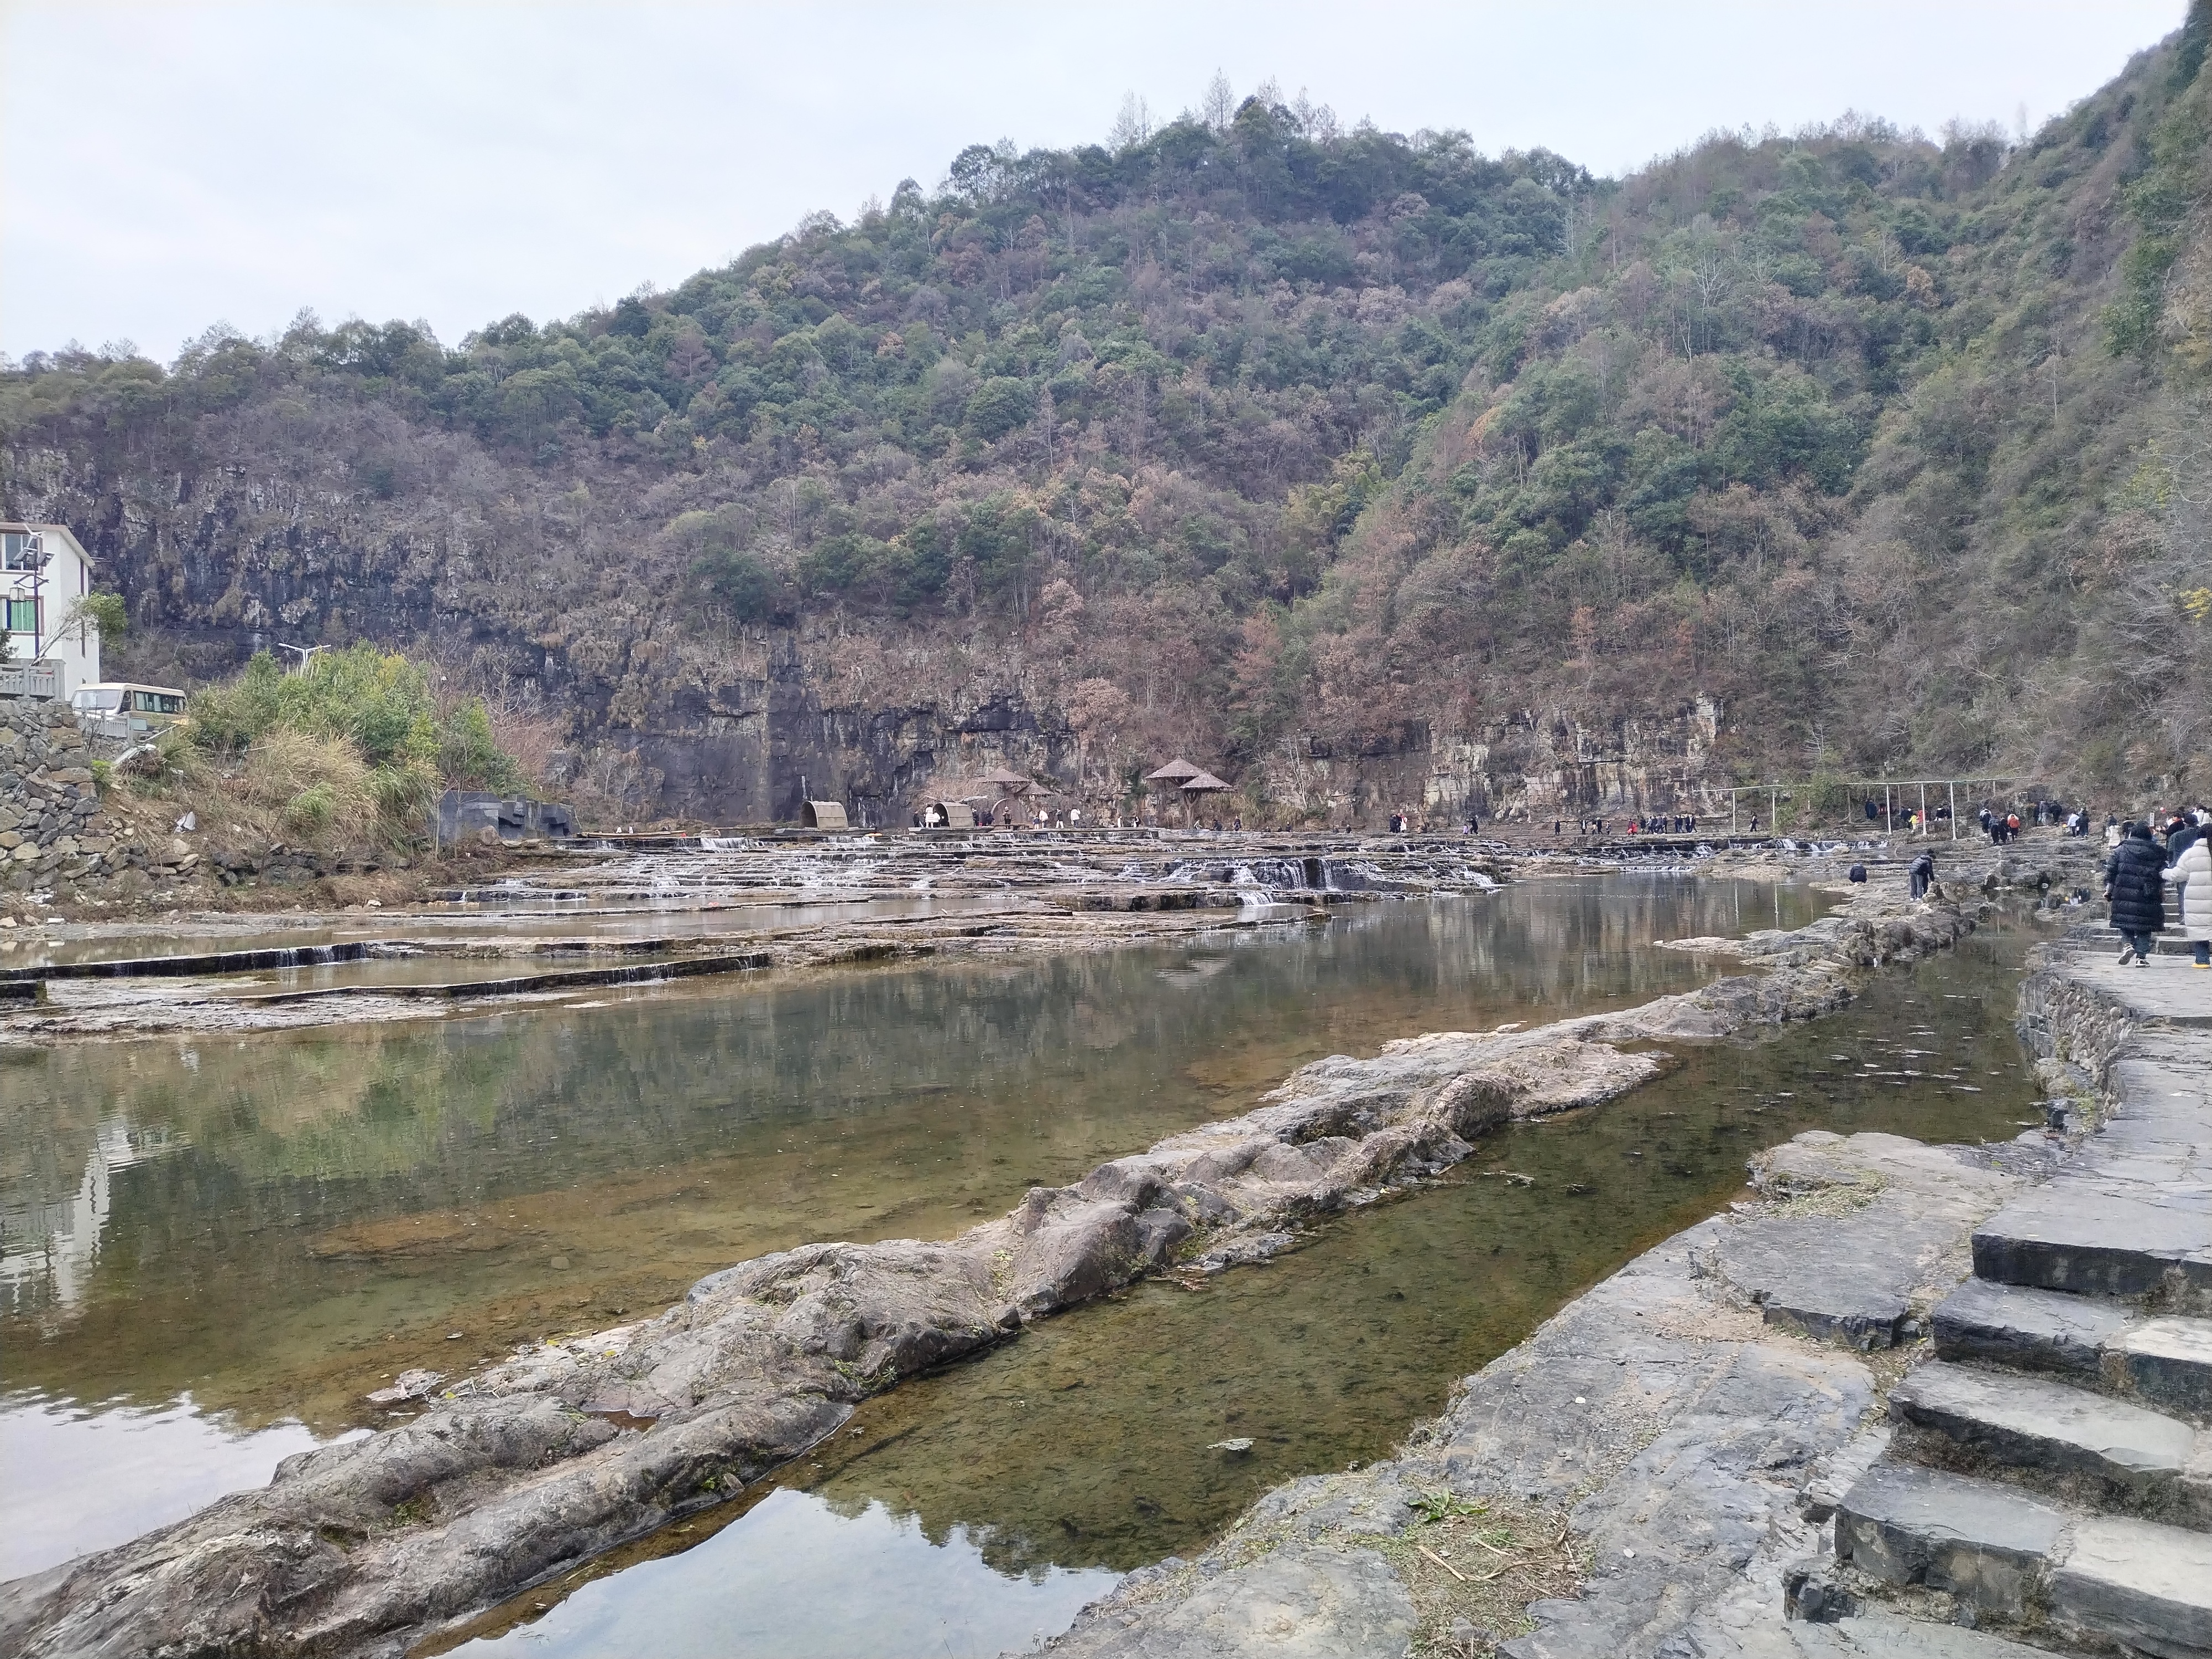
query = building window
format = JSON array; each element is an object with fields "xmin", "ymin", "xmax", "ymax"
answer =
[
  {"xmin": 1, "ymin": 533, "xmax": 41, "ymax": 572},
  {"xmin": 4, "ymin": 597, "xmax": 36, "ymax": 634}
]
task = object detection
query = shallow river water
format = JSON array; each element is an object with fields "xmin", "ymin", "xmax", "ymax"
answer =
[
  {"xmin": 434, "ymin": 920, "xmax": 2039, "ymax": 1658},
  {"xmin": 1, "ymin": 879, "xmax": 2036, "ymax": 1648}
]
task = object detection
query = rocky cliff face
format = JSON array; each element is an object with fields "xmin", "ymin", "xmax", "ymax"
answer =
[
  {"xmin": 592, "ymin": 687, "xmax": 1735, "ymax": 829},
  {"xmin": 11, "ymin": 438, "xmax": 1736, "ymax": 830},
  {"xmin": 1261, "ymin": 696, "xmax": 1729, "ymax": 827}
]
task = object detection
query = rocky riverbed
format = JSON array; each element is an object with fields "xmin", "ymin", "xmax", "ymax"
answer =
[
  {"xmin": 0, "ymin": 832, "xmax": 1520, "ymax": 1041},
  {"xmin": 0, "ymin": 852, "xmax": 2009, "ymax": 1658}
]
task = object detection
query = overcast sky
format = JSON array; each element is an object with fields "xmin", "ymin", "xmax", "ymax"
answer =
[{"xmin": 0, "ymin": 1, "xmax": 2187, "ymax": 363}]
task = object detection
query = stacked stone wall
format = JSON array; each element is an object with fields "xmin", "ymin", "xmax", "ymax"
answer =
[
  {"xmin": 0, "ymin": 700, "xmax": 108, "ymax": 885},
  {"xmin": 0, "ymin": 699, "xmax": 200, "ymax": 894}
]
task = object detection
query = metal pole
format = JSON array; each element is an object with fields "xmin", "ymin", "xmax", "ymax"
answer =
[
  {"xmin": 1949, "ymin": 781, "xmax": 1957, "ymax": 841},
  {"xmin": 1885, "ymin": 783, "xmax": 1893, "ymax": 834},
  {"xmin": 1731, "ymin": 790, "xmax": 1738, "ymax": 836},
  {"xmin": 1770, "ymin": 785, "xmax": 1778, "ymax": 834},
  {"xmin": 1919, "ymin": 782, "xmax": 1927, "ymax": 838}
]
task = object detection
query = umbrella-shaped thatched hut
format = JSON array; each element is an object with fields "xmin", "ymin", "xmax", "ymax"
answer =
[
  {"xmin": 1145, "ymin": 759, "xmax": 1203, "ymax": 784},
  {"xmin": 1181, "ymin": 770, "xmax": 1232, "ymax": 795}
]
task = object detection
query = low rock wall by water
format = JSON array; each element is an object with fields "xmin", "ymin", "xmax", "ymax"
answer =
[{"xmin": 0, "ymin": 873, "xmax": 1981, "ymax": 1658}]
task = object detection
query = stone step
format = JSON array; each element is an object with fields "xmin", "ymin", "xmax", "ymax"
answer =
[
  {"xmin": 1932, "ymin": 1278, "xmax": 2131, "ymax": 1378},
  {"xmin": 1932, "ymin": 1280, "xmax": 2212, "ymax": 1422},
  {"xmin": 1833, "ymin": 1461, "xmax": 2065, "ymax": 1619},
  {"xmin": 2052, "ymin": 1513, "xmax": 2212, "ymax": 1658},
  {"xmin": 1831, "ymin": 1461, "xmax": 2212, "ymax": 1656},
  {"xmin": 2112, "ymin": 1317, "xmax": 2212, "ymax": 1422},
  {"xmin": 1887, "ymin": 1360, "xmax": 2212, "ymax": 1528},
  {"xmin": 1971, "ymin": 1183, "xmax": 2212, "ymax": 1310}
]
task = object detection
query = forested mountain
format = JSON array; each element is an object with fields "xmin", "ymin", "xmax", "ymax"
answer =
[{"xmin": 4, "ymin": 15, "xmax": 2209, "ymax": 825}]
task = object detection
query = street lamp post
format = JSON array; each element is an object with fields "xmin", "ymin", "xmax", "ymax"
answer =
[{"xmin": 20, "ymin": 531, "xmax": 45, "ymax": 663}]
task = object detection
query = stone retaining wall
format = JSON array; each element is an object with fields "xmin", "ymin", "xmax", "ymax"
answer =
[
  {"xmin": 0, "ymin": 698, "xmax": 124, "ymax": 890},
  {"xmin": 2015, "ymin": 943, "xmax": 2143, "ymax": 1120}
]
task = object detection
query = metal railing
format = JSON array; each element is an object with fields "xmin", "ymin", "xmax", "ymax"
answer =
[{"xmin": 1725, "ymin": 776, "xmax": 2031, "ymax": 841}]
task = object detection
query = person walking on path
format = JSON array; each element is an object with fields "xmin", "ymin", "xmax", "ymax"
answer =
[
  {"xmin": 2166, "ymin": 813, "xmax": 2200, "ymax": 867},
  {"xmin": 2165, "ymin": 830, "xmax": 2212, "ymax": 968},
  {"xmin": 2107, "ymin": 822, "xmax": 2168, "ymax": 966}
]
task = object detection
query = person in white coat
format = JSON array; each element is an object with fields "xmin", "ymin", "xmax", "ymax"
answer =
[{"xmin": 2165, "ymin": 833, "xmax": 2212, "ymax": 968}]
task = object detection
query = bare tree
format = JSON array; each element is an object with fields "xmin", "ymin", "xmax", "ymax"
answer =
[
  {"xmin": 1199, "ymin": 70, "xmax": 1235, "ymax": 132},
  {"xmin": 1108, "ymin": 92, "xmax": 1155, "ymax": 152},
  {"xmin": 1291, "ymin": 88, "xmax": 1338, "ymax": 142}
]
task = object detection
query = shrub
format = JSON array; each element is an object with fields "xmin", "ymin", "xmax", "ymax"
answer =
[
  {"xmin": 285, "ymin": 782, "xmax": 336, "ymax": 834},
  {"xmin": 242, "ymin": 729, "xmax": 377, "ymax": 839},
  {"xmin": 184, "ymin": 646, "xmax": 529, "ymax": 845}
]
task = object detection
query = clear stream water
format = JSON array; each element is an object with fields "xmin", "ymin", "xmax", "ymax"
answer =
[{"xmin": 0, "ymin": 879, "xmax": 2038, "ymax": 1652}]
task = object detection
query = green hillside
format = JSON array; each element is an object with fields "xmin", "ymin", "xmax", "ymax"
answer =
[{"xmin": 4, "ymin": 9, "xmax": 2208, "ymax": 816}]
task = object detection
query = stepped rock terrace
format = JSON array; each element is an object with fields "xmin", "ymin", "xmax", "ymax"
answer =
[{"xmin": 0, "ymin": 832, "xmax": 1520, "ymax": 1041}]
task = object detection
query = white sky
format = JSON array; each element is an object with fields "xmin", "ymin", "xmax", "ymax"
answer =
[{"xmin": 0, "ymin": 1, "xmax": 2186, "ymax": 362}]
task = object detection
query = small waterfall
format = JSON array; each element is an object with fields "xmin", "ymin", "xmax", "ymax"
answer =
[
  {"xmin": 4, "ymin": 941, "xmax": 383, "ymax": 983},
  {"xmin": 1234, "ymin": 891, "xmax": 1311, "ymax": 924},
  {"xmin": 440, "ymin": 885, "xmax": 587, "ymax": 905}
]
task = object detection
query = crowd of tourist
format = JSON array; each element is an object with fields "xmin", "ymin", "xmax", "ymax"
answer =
[{"xmin": 2105, "ymin": 805, "xmax": 2211, "ymax": 968}]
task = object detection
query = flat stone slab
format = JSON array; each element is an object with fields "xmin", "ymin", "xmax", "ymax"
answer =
[
  {"xmin": 1714, "ymin": 1134, "xmax": 2017, "ymax": 1351},
  {"xmin": 1703, "ymin": 1607, "xmax": 2072, "ymax": 1657},
  {"xmin": 1932, "ymin": 1279, "xmax": 2131, "ymax": 1376},
  {"xmin": 1889, "ymin": 1361, "xmax": 2210, "ymax": 1522},
  {"xmin": 2100, "ymin": 1055, "xmax": 2212, "ymax": 1155},
  {"xmin": 1833, "ymin": 1462, "xmax": 2065, "ymax": 1616},
  {"xmin": 2051, "ymin": 1514, "xmax": 2212, "ymax": 1659},
  {"xmin": 2048, "ymin": 950, "xmax": 2212, "ymax": 1025},
  {"xmin": 1782, "ymin": 1613, "xmax": 2066, "ymax": 1658}
]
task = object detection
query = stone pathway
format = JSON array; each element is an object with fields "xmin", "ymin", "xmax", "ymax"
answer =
[{"xmin": 1805, "ymin": 945, "xmax": 2212, "ymax": 1656}]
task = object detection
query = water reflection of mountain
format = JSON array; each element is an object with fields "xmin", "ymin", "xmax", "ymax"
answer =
[{"xmin": 0, "ymin": 878, "xmax": 1822, "ymax": 1418}]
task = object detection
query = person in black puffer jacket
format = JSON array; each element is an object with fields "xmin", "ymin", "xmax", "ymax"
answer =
[{"xmin": 2106, "ymin": 822, "xmax": 2168, "ymax": 964}]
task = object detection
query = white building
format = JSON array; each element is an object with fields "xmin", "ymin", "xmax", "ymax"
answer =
[{"xmin": 0, "ymin": 521, "xmax": 101, "ymax": 696}]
